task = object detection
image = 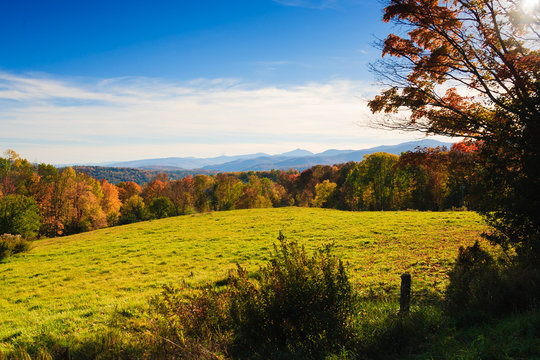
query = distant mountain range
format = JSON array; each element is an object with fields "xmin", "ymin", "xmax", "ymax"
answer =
[{"xmin": 101, "ymin": 139, "xmax": 453, "ymax": 173}]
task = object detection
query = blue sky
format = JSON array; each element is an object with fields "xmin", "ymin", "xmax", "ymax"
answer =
[{"xmin": 0, "ymin": 0, "xmax": 444, "ymax": 164}]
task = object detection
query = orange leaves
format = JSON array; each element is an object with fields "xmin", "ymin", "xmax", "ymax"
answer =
[
  {"xmin": 374, "ymin": 0, "xmax": 540, "ymax": 129},
  {"xmin": 368, "ymin": 87, "xmax": 401, "ymax": 113},
  {"xmin": 383, "ymin": 0, "xmax": 461, "ymax": 28},
  {"xmin": 451, "ymin": 140, "xmax": 480, "ymax": 153},
  {"xmin": 442, "ymin": 87, "xmax": 469, "ymax": 110},
  {"xmin": 514, "ymin": 53, "xmax": 540, "ymax": 80},
  {"xmin": 142, "ymin": 179, "xmax": 168, "ymax": 203},
  {"xmin": 383, "ymin": 34, "xmax": 421, "ymax": 59},
  {"xmin": 100, "ymin": 179, "xmax": 122, "ymax": 215},
  {"xmin": 117, "ymin": 181, "xmax": 142, "ymax": 202}
]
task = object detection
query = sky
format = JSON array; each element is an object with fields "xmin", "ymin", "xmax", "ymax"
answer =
[{"xmin": 0, "ymin": 0, "xmax": 447, "ymax": 164}]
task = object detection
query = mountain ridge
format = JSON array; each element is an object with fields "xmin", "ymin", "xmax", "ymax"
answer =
[
  {"xmin": 200, "ymin": 139, "xmax": 453, "ymax": 172},
  {"xmin": 97, "ymin": 139, "xmax": 453, "ymax": 172}
]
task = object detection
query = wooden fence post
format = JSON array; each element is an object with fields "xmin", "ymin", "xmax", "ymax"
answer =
[{"xmin": 399, "ymin": 273, "xmax": 411, "ymax": 315}]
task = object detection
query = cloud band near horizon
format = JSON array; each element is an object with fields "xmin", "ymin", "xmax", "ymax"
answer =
[{"xmin": 0, "ymin": 71, "xmax": 442, "ymax": 164}]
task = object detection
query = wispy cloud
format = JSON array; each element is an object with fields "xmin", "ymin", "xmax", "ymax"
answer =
[
  {"xmin": 0, "ymin": 71, "xmax": 440, "ymax": 164},
  {"xmin": 272, "ymin": 0, "xmax": 339, "ymax": 10},
  {"xmin": 252, "ymin": 60, "xmax": 314, "ymax": 72}
]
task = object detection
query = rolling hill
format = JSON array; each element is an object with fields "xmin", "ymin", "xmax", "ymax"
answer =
[{"xmin": 0, "ymin": 207, "xmax": 484, "ymax": 351}]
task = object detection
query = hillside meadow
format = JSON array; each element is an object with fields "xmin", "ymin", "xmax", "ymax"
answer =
[{"xmin": 0, "ymin": 207, "xmax": 486, "ymax": 351}]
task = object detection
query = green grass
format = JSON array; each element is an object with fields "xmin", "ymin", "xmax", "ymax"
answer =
[
  {"xmin": 409, "ymin": 310, "xmax": 540, "ymax": 359},
  {"xmin": 0, "ymin": 207, "xmax": 486, "ymax": 351}
]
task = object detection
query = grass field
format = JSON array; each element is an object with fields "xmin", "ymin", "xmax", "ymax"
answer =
[{"xmin": 0, "ymin": 207, "xmax": 486, "ymax": 351}]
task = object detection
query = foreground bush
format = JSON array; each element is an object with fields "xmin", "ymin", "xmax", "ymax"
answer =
[
  {"xmin": 0, "ymin": 234, "xmax": 31, "ymax": 261},
  {"xmin": 229, "ymin": 233, "xmax": 358, "ymax": 358},
  {"xmin": 143, "ymin": 233, "xmax": 359, "ymax": 359},
  {"xmin": 446, "ymin": 241, "xmax": 540, "ymax": 324}
]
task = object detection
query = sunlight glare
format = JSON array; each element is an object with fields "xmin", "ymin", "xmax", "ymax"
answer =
[{"xmin": 521, "ymin": 0, "xmax": 539, "ymax": 12}]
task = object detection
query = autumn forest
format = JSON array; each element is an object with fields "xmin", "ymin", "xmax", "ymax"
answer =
[{"xmin": 0, "ymin": 142, "xmax": 479, "ymax": 239}]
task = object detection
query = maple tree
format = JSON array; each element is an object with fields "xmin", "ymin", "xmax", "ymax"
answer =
[
  {"xmin": 116, "ymin": 181, "xmax": 142, "ymax": 206},
  {"xmin": 100, "ymin": 179, "xmax": 122, "ymax": 225},
  {"xmin": 169, "ymin": 177, "xmax": 196, "ymax": 215},
  {"xmin": 60, "ymin": 169, "xmax": 107, "ymax": 234},
  {"xmin": 369, "ymin": 0, "xmax": 540, "ymax": 263},
  {"xmin": 141, "ymin": 177, "xmax": 169, "ymax": 204}
]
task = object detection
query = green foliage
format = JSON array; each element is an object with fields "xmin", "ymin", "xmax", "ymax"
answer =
[
  {"xmin": 0, "ymin": 195, "xmax": 40, "ymax": 239},
  {"xmin": 345, "ymin": 153, "xmax": 398, "ymax": 211},
  {"xmin": 214, "ymin": 174, "xmax": 244, "ymax": 211},
  {"xmin": 193, "ymin": 174, "xmax": 216, "ymax": 212},
  {"xmin": 445, "ymin": 242, "xmax": 503, "ymax": 324},
  {"xmin": 143, "ymin": 233, "xmax": 358, "ymax": 359},
  {"xmin": 118, "ymin": 195, "xmax": 148, "ymax": 224},
  {"xmin": 105, "ymin": 212, "xmax": 119, "ymax": 227},
  {"xmin": 359, "ymin": 305, "xmax": 446, "ymax": 359},
  {"xmin": 228, "ymin": 233, "xmax": 358, "ymax": 358},
  {"xmin": 415, "ymin": 309, "xmax": 540, "ymax": 360},
  {"xmin": 446, "ymin": 242, "xmax": 540, "ymax": 325},
  {"xmin": 0, "ymin": 234, "xmax": 31, "ymax": 262},
  {"xmin": 145, "ymin": 285, "xmax": 231, "ymax": 359},
  {"xmin": 148, "ymin": 196, "xmax": 175, "ymax": 219},
  {"xmin": 313, "ymin": 179, "xmax": 337, "ymax": 207}
]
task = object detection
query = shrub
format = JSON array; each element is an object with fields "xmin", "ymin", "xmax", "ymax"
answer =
[
  {"xmin": 106, "ymin": 211, "xmax": 119, "ymax": 227},
  {"xmin": 143, "ymin": 233, "xmax": 359, "ymax": 359},
  {"xmin": 0, "ymin": 234, "xmax": 31, "ymax": 261},
  {"xmin": 147, "ymin": 284, "xmax": 232, "ymax": 359},
  {"xmin": 228, "ymin": 233, "xmax": 358, "ymax": 358},
  {"xmin": 446, "ymin": 241, "xmax": 540, "ymax": 324}
]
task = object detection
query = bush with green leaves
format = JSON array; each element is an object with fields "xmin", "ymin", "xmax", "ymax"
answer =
[
  {"xmin": 228, "ymin": 233, "xmax": 357, "ymax": 358},
  {"xmin": 446, "ymin": 241, "xmax": 540, "ymax": 325},
  {"xmin": 143, "ymin": 233, "xmax": 359, "ymax": 359},
  {"xmin": 445, "ymin": 242, "xmax": 503, "ymax": 324},
  {"xmin": 0, "ymin": 194, "xmax": 40, "ymax": 239},
  {"xmin": 0, "ymin": 233, "xmax": 31, "ymax": 261}
]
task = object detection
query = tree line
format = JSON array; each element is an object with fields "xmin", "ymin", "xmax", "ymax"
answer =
[
  {"xmin": 0, "ymin": 143, "xmax": 479, "ymax": 239},
  {"xmin": 70, "ymin": 165, "xmax": 217, "ymax": 185}
]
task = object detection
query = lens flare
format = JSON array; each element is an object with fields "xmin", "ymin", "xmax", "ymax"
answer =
[{"xmin": 521, "ymin": 0, "xmax": 539, "ymax": 12}]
